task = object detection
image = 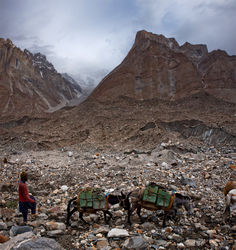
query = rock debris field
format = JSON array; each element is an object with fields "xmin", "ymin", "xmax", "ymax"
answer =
[{"xmin": 0, "ymin": 142, "xmax": 235, "ymax": 249}]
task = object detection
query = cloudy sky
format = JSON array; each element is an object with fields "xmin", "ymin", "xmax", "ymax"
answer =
[{"xmin": 1, "ymin": 0, "xmax": 235, "ymax": 84}]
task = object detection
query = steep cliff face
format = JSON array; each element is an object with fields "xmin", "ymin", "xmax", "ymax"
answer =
[
  {"xmin": 199, "ymin": 50, "xmax": 236, "ymax": 103},
  {"xmin": 90, "ymin": 30, "xmax": 236, "ymax": 103},
  {"xmin": 0, "ymin": 38, "xmax": 82, "ymax": 119}
]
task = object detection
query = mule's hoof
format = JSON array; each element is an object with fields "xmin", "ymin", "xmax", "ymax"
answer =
[
  {"xmin": 126, "ymin": 221, "xmax": 132, "ymax": 226},
  {"xmin": 140, "ymin": 218, "xmax": 145, "ymax": 223}
]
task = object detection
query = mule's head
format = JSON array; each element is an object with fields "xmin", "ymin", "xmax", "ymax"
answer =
[
  {"xmin": 174, "ymin": 193, "xmax": 193, "ymax": 214},
  {"xmin": 119, "ymin": 191, "xmax": 131, "ymax": 211},
  {"xmin": 107, "ymin": 192, "xmax": 131, "ymax": 210},
  {"xmin": 184, "ymin": 199, "xmax": 192, "ymax": 214}
]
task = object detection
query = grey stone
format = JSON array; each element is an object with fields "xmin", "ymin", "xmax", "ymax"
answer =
[
  {"xmin": 96, "ymin": 239, "xmax": 110, "ymax": 250},
  {"xmin": 177, "ymin": 243, "xmax": 185, "ymax": 249},
  {"xmin": 0, "ymin": 222, "xmax": 7, "ymax": 230},
  {"xmin": 122, "ymin": 236, "xmax": 148, "ymax": 250},
  {"xmin": 220, "ymin": 225, "xmax": 231, "ymax": 233},
  {"xmin": 0, "ymin": 232, "xmax": 34, "ymax": 249},
  {"xmin": 13, "ymin": 236, "xmax": 64, "ymax": 249},
  {"xmin": 141, "ymin": 222, "xmax": 155, "ymax": 231},
  {"xmin": 47, "ymin": 230, "xmax": 64, "ymax": 237},
  {"xmin": 89, "ymin": 214, "xmax": 99, "ymax": 221},
  {"xmin": 88, "ymin": 233, "xmax": 97, "ymax": 241},
  {"xmin": 180, "ymin": 175, "xmax": 196, "ymax": 188},
  {"xmin": 170, "ymin": 185, "xmax": 178, "ymax": 191},
  {"xmin": 155, "ymin": 240, "xmax": 170, "ymax": 247},
  {"xmin": 94, "ymin": 225, "xmax": 110, "ymax": 234},
  {"xmin": 184, "ymin": 239, "xmax": 196, "ymax": 247},
  {"xmin": 10, "ymin": 225, "xmax": 33, "ymax": 237},
  {"xmin": 171, "ymin": 233, "xmax": 183, "ymax": 242},
  {"xmin": 196, "ymin": 239, "xmax": 207, "ymax": 247},
  {"xmin": 45, "ymin": 221, "xmax": 66, "ymax": 231},
  {"xmin": 107, "ymin": 228, "xmax": 129, "ymax": 238},
  {"xmin": 37, "ymin": 213, "xmax": 48, "ymax": 219}
]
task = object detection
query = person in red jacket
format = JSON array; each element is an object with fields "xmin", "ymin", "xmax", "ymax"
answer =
[{"xmin": 18, "ymin": 172, "xmax": 36, "ymax": 223}]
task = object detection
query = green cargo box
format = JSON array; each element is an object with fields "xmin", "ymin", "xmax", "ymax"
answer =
[
  {"xmin": 143, "ymin": 186, "xmax": 159, "ymax": 203},
  {"xmin": 156, "ymin": 189, "xmax": 171, "ymax": 207},
  {"xmin": 93, "ymin": 192, "xmax": 106, "ymax": 209},
  {"xmin": 80, "ymin": 190, "xmax": 93, "ymax": 208}
]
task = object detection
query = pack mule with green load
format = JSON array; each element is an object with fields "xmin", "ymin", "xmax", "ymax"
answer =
[
  {"xmin": 123, "ymin": 183, "xmax": 192, "ymax": 227},
  {"xmin": 66, "ymin": 187, "xmax": 129, "ymax": 225}
]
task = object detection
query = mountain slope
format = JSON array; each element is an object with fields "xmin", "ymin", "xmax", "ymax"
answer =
[
  {"xmin": 90, "ymin": 30, "xmax": 236, "ymax": 103},
  {"xmin": 0, "ymin": 38, "xmax": 82, "ymax": 120},
  {"xmin": 0, "ymin": 32, "xmax": 235, "ymax": 151}
]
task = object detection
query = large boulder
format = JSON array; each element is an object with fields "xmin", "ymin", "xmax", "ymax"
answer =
[{"xmin": 0, "ymin": 231, "xmax": 64, "ymax": 250}]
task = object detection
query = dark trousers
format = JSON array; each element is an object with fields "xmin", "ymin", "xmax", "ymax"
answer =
[{"xmin": 19, "ymin": 196, "xmax": 36, "ymax": 222}]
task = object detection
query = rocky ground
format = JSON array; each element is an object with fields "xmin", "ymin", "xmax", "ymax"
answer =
[{"xmin": 0, "ymin": 141, "xmax": 236, "ymax": 249}]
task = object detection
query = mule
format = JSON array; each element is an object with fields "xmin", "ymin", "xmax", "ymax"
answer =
[
  {"xmin": 224, "ymin": 181, "xmax": 236, "ymax": 196},
  {"xmin": 223, "ymin": 181, "xmax": 236, "ymax": 223},
  {"xmin": 124, "ymin": 187, "xmax": 192, "ymax": 227},
  {"xmin": 66, "ymin": 191, "xmax": 128, "ymax": 225}
]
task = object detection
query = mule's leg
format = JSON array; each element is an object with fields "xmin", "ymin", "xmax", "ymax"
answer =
[
  {"xmin": 136, "ymin": 205, "xmax": 144, "ymax": 223},
  {"xmin": 103, "ymin": 210, "xmax": 112, "ymax": 223},
  {"xmin": 103, "ymin": 210, "xmax": 107, "ymax": 222},
  {"xmin": 163, "ymin": 208, "xmax": 178, "ymax": 227},
  {"xmin": 223, "ymin": 206, "xmax": 230, "ymax": 224},
  {"xmin": 128, "ymin": 204, "xmax": 139, "ymax": 225},
  {"xmin": 79, "ymin": 212, "xmax": 89, "ymax": 224},
  {"xmin": 136, "ymin": 205, "xmax": 141, "ymax": 217},
  {"xmin": 127, "ymin": 209, "xmax": 132, "ymax": 225},
  {"xmin": 67, "ymin": 207, "xmax": 77, "ymax": 225},
  {"xmin": 170, "ymin": 208, "xmax": 181, "ymax": 226},
  {"xmin": 171, "ymin": 208, "xmax": 177, "ymax": 221},
  {"xmin": 66, "ymin": 197, "xmax": 77, "ymax": 225},
  {"xmin": 163, "ymin": 211, "xmax": 168, "ymax": 227}
]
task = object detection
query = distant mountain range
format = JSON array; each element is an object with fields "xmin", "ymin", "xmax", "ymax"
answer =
[
  {"xmin": 0, "ymin": 31, "xmax": 235, "ymax": 151},
  {"xmin": 1, "ymin": 30, "xmax": 236, "ymax": 121},
  {"xmin": 0, "ymin": 38, "xmax": 85, "ymax": 120}
]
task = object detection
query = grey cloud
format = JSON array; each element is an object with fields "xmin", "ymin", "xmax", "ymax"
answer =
[
  {"xmin": 9, "ymin": 35, "xmax": 56, "ymax": 58},
  {"xmin": 173, "ymin": 1, "xmax": 236, "ymax": 54},
  {"xmin": 0, "ymin": 0, "xmax": 235, "ymax": 84},
  {"xmin": 139, "ymin": 0, "xmax": 236, "ymax": 55},
  {"xmin": 28, "ymin": 44, "xmax": 55, "ymax": 56}
]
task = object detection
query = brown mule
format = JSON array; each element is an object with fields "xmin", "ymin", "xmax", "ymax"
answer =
[{"xmin": 123, "ymin": 186, "xmax": 192, "ymax": 227}]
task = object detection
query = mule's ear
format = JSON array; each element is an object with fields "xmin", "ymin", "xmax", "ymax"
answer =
[
  {"xmin": 127, "ymin": 191, "xmax": 132, "ymax": 197},
  {"xmin": 121, "ymin": 191, "xmax": 125, "ymax": 198}
]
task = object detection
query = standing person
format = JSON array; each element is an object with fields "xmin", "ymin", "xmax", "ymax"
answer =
[{"xmin": 18, "ymin": 172, "xmax": 36, "ymax": 224}]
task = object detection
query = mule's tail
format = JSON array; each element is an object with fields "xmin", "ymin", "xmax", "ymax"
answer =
[
  {"xmin": 67, "ymin": 197, "xmax": 77, "ymax": 213},
  {"xmin": 66, "ymin": 197, "xmax": 77, "ymax": 225},
  {"xmin": 223, "ymin": 205, "xmax": 230, "ymax": 224}
]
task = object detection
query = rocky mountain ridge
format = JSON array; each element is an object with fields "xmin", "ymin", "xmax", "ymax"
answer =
[
  {"xmin": 90, "ymin": 30, "xmax": 236, "ymax": 103},
  {"xmin": 0, "ymin": 31, "xmax": 235, "ymax": 152},
  {"xmin": 0, "ymin": 38, "xmax": 82, "ymax": 120}
]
